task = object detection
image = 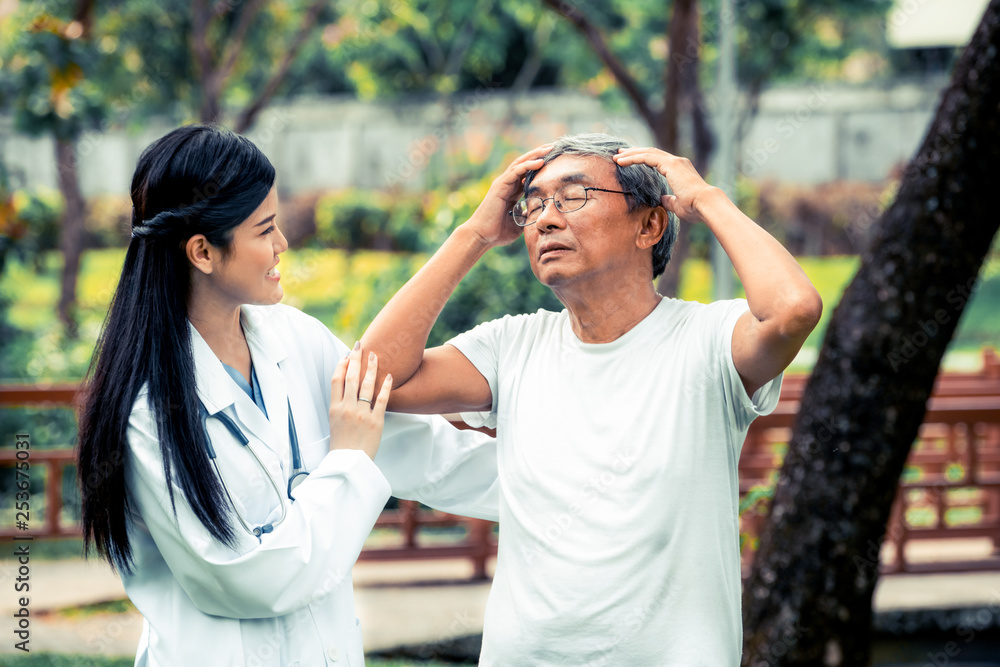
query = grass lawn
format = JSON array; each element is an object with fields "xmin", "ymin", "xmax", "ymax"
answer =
[{"xmin": 1, "ymin": 249, "xmax": 999, "ymax": 383}]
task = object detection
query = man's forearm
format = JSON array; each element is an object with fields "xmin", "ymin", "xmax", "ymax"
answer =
[
  {"xmin": 361, "ymin": 224, "xmax": 491, "ymax": 386},
  {"xmin": 696, "ymin": 187, "xmax": 821, "ymax": 334}
]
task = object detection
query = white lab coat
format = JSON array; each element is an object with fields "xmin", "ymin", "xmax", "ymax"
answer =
[{"xmin": 123, "ymin": 304, "xmax": 499, "ymax": 667}]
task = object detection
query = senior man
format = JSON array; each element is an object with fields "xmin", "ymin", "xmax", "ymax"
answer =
[{"xmin": 360, "ymin": 134, "xmax": 822, "ymax": 665}]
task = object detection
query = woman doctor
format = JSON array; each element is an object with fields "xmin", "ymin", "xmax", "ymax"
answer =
[{"xmin": 77, "ymin": 125, "xmax": 499, "ymax": 666}]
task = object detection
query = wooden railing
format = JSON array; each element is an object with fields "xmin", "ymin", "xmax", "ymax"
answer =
[
  {"xmin": 2, "ymin": 348, "xmax": 999, "ymax": 579},
  {"xmin": 738, "ymin": 362, "xmax": 1000, "ymax": 575}
]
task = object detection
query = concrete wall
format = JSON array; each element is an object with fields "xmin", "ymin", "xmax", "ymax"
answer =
[{"xmin": 0, "ymin": 77, "xmax": 947, "ymax": 198}]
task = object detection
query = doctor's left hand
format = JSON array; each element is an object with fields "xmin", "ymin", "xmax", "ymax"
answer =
[{"xmin": 329, "ymin": 343, "xmax": 392, "ymax": 460}]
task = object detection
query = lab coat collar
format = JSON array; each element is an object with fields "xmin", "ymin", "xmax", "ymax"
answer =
[{"xmin": 189, "ymin": 306, "xmax": 291, "ymax": 461}]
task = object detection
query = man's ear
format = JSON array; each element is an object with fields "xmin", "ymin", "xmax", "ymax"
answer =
[
  {"xmin": 636, "ymin": 206, "xmax": 668, "ymax": 251},
  {"xmin": 186, "ymin": 234, "xmax": 216, "ymax": 275}
]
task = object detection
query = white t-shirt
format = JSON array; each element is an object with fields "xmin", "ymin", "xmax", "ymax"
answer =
[{"xmin": 448, "ymin": 297, "xmax": 782, "ymax": 666}]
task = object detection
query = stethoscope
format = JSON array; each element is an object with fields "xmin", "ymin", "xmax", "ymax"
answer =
[{"xmin": 200, "ymin": 399, "xmax": 307, "ymax": 538}]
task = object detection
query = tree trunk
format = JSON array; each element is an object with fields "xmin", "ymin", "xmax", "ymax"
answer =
[
  {"xmin": 656, "ymin": 0, "xmax": 703, "ymax": 298},
  {"xmin": 742, "ymin": 2, "xmax": 1000, "ymax": 665},
  {"xmin": 55, "ymin": 137, "xmax": 86, "ymax": 336}
]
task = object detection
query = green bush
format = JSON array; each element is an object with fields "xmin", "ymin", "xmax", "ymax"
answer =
[
  {"xmin": 313, "ymin": 189, "xmax": 424, "ymax": 252},
  {"xmin": 84, "ymin": 194, "xmax": 131, "ymax": 248},
  {"xmin": 8, "ymin": 186, "xmax": 65, "ymax": 265}
]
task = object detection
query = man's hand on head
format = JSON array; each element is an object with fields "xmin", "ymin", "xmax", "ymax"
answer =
[
  {"xmin": 464, "ymin": 143, "xmax": 553, "ymax": 248},
  {"xmin": 612, "ymin": 147, "xmax": 719, "ymax": 224}
]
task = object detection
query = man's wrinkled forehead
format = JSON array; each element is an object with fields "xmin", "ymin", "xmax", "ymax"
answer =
[{"xmin": 524, "ymin": 154, "xmax": 615, "ymax": 197}]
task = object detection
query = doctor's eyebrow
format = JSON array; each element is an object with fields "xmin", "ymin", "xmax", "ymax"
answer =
[
  {"xmin": 524, "ymin": 173, "xmax": 590, "ymax": 197},
  {"xmin": 254, "ymin": 215, "xmax": 276, "ymax": 227}
]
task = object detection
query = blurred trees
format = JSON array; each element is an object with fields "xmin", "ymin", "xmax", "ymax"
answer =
[
  {"xmin": 188, "ymin": 0, "xmax": 331, "ymax": 131},
  {"xmin": 0, "ymin": 0, "xmax": 339, "ymax": 332},
  {"xmin": 742, "ymin": 1, "xmax": 1000, "ymax": 663},
  {"xmin": 0, "ymin": 1, "xmax": 107, "ymax": 332}
]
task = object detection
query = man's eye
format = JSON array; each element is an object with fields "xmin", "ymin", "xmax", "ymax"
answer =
[{"xmin": 526, "ymin": 202, "xmax": 543, "ymax": 215}]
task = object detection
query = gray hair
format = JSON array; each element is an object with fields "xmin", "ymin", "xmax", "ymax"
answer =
[{"xmin": 522, "ymin": 133, "xmax": 679, "ymax": 278}]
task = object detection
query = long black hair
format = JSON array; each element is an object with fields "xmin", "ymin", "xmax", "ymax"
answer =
[{"xmin": 78, "ymin": 125, "xmax": 276, "ymax": 574}]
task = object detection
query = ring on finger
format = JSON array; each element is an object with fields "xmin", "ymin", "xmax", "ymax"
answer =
[{"xmin": 358, "ymin": 397, "xmax": 372, "ymax": 404}]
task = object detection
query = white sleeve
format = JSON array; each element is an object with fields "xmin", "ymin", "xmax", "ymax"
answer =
[
  {"xmin": 126, "ymin": 406, "xmax": 391, "ymax": 619},
  {"xmin": 715, "ymin": 299, "xmax": 783, "ymax": 432},
  {"xmin": 316, "ymin": 321, "xmax": 500, "ymax": 521},
  {"xmin": 446, "ymin": 315, "xmax": 511, "ymax": 429},
  {"xmin": 374, "ymin": 413, "xmax": 499, "ymax": 521}
]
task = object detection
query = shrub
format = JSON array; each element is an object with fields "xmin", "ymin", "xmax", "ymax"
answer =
[
  {"xmin": 313, "ymin": 189, "xmax": 424, "ymax": 252},
  {"xmin": 84, "ymin": 194, "xmax": 130, "ymax": 248},
  {"xmin": 11, "ymin": 186, "xmax": 65, "ymax": 255}
]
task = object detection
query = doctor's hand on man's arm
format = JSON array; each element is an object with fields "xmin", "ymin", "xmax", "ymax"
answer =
[{"xmin": 329, "ymin": 342, "xmax": 392, "ymax": 460}]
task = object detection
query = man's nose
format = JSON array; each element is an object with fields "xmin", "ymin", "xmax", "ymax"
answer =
[{"xmin": 535, "ymin": 200, "xmax": 565, "ymax": 231}]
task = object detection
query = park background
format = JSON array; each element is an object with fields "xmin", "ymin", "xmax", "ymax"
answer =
[{"xmin": 1, "ymin": 0, "xmax": 1000, "ymax": 665}]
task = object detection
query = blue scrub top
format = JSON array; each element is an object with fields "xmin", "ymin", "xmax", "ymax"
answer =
[{"xmin": 221, "ymin": 362, "xmax": 269, "ymax": 419}]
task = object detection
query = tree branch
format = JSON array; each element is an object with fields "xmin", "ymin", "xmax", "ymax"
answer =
[
  {"xmin": 511, "ymin": 15, "xmax": 554, "ymax": 95},
  {"xmin": 72, "ymin": 0, "xmax": 95, "ymax": 37},
  {"xmin": 217, "ymin": 0, "xmax": 269, "ymax": 87},
  {"xmin": 442, "ymin": 3, "xmax": 488, "ymax": 79},
  {"xmin": 191, "ymin": 0, "xmax": 220, "ymax": 122},
  {"xmin": 540, "ymin": 0, "xmax": 660, "ymax": 135},
  {"xmin": 234, "ymin": 0, "xmax": 326, "ymax": 133}
]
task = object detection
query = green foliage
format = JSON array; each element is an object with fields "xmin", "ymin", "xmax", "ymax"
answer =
[
  {"xmin": 326, "ymin": 0, "xmax": 540, "ymax": 98},
  {"xmin": 0, "ymin": 7, "xmax": 108, "ymax": 140},
  {"xmin": 58, "ymin": 597, "xmax": 136, "ymax": 618},
  {"xmin": 738, "ymin": 482, "xmax": 776, "ymax": 553},
  {"xmin": 701, "ymin": 0, "xmax": 895, "ymax": 86},
  {"xmin": 430, "ymin": 240, "xmax": 563, "ymax": 347},
  {"xmin": 313, "ymin": 190, "xmax": 424, "ymax": 252},
  {"xmin": 10, "ymin": 186, "xmax": 66, "ymax": 256},
  {"xmin": 84, "ymin": 194, "xmax": 132, "ymax": 248}
]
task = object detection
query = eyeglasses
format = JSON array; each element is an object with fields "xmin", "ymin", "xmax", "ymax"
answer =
[{"xmin": 511, "ymin": 184, "xmax": 633, "ymax": 227}]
